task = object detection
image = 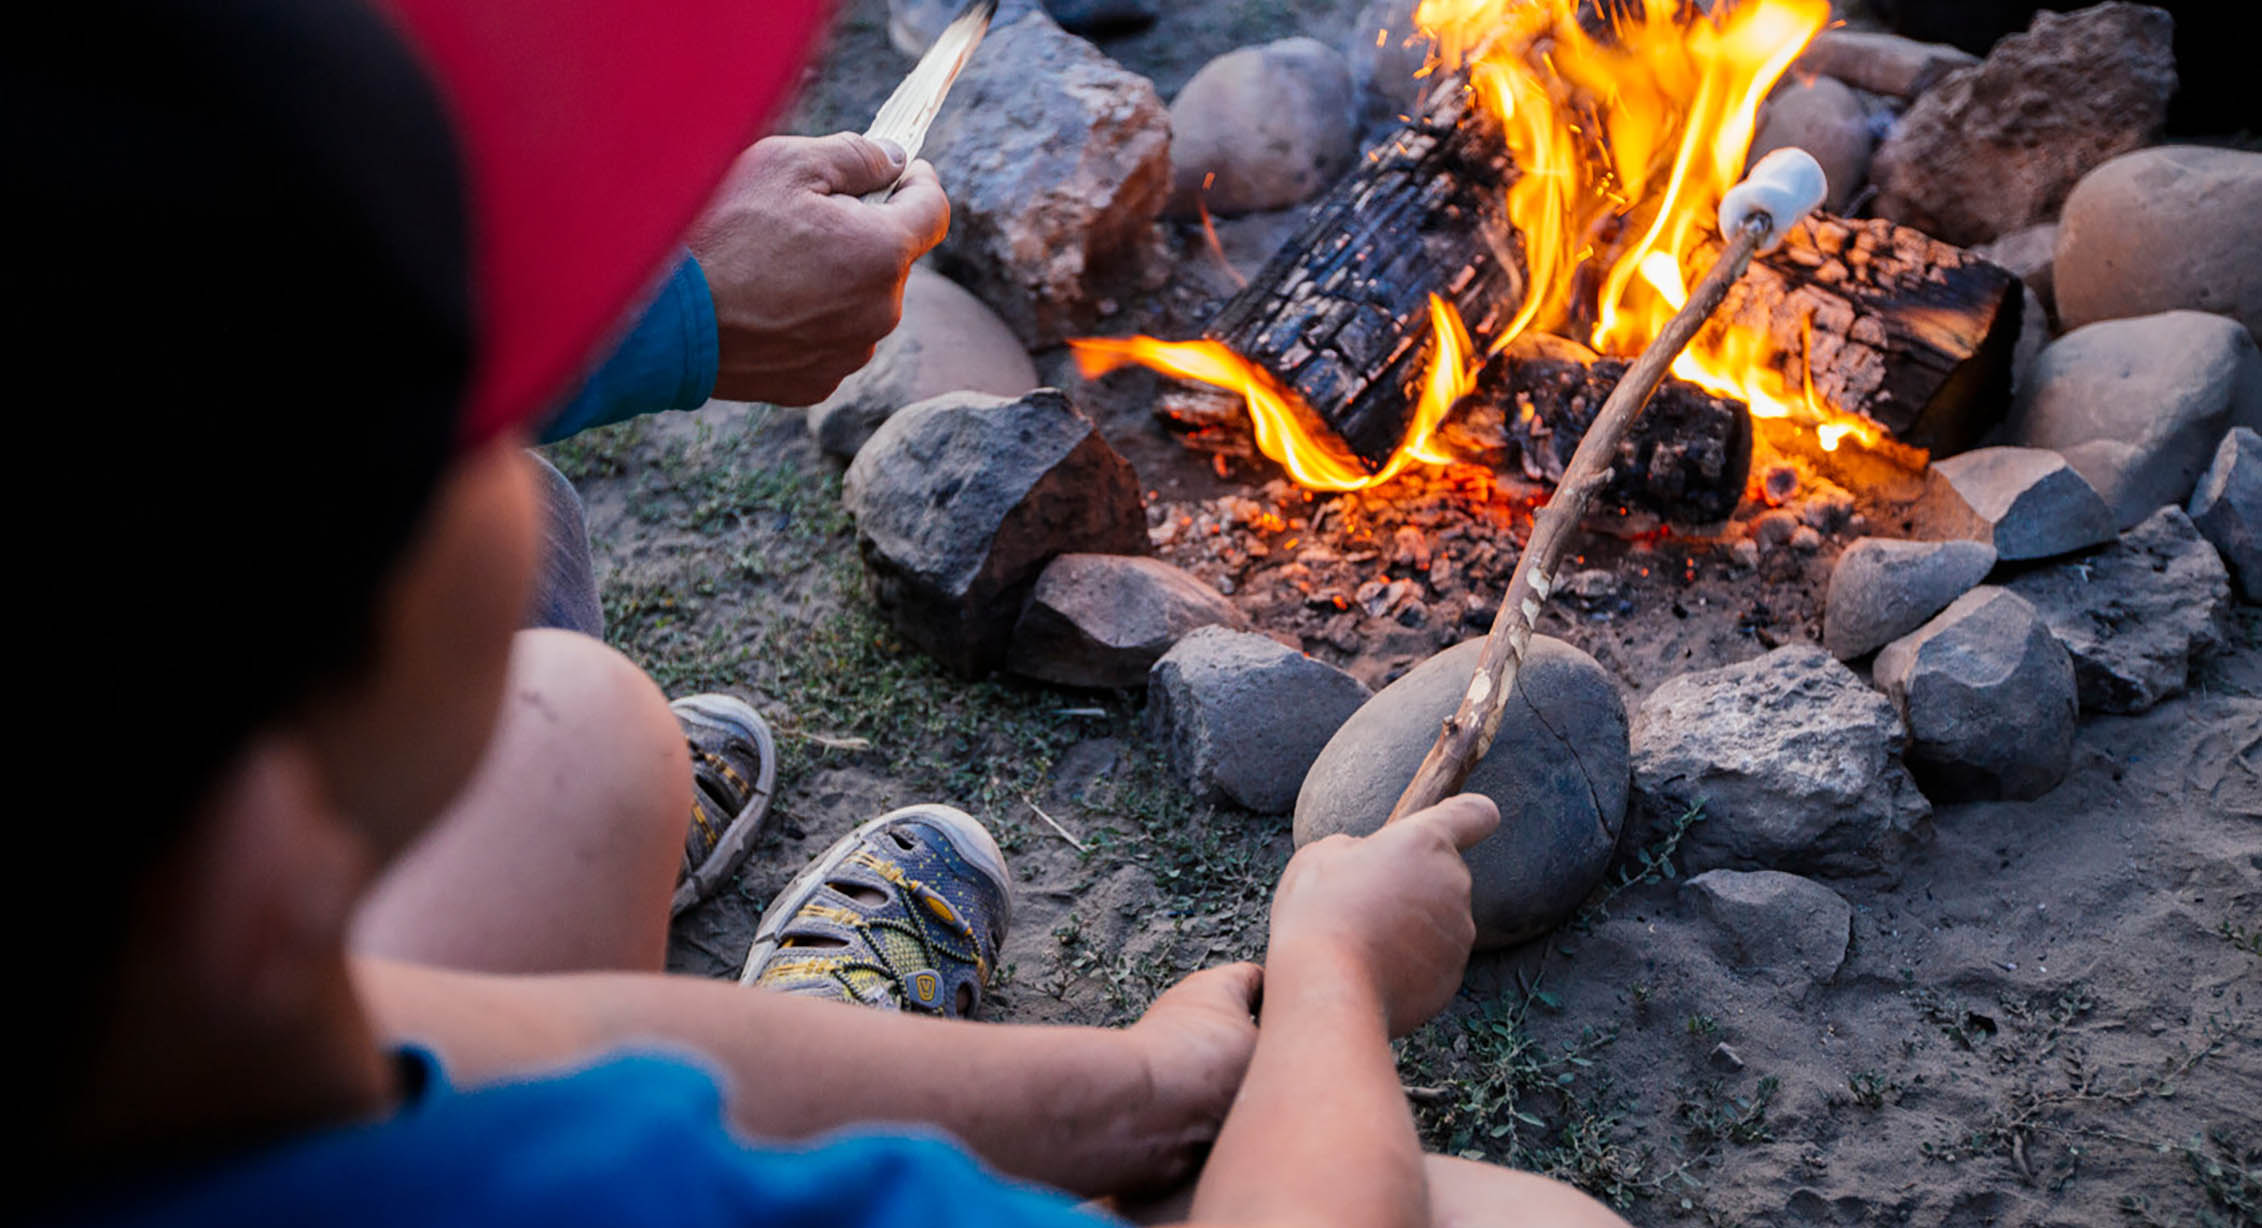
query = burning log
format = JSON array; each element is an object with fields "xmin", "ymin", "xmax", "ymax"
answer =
[
  {"xmin": 1206, "ymin": 101, "xmax": 2021, "ymax": 462},
  {"xmin": 1700, "ymin": 214, "xmax": 2024, "ymax": 454},
  {"xmin": 1203, "ymin": 88, "xmax": 1526, "ymax": 472}
]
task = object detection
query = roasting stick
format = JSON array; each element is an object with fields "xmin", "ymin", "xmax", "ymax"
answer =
[
  {"xmin": 1385, "ymin": 149, "xmax": 1829, "ymax": 823},
  {"xmin": 861, "ymin": 0, "xmax": 996, "ymax": 204}
]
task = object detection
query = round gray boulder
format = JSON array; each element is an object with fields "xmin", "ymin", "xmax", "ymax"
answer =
[
  {"xmin": 2056, "ymin": 146, "xmax": 2262, "ymax": 341},
  {"xmin": 2012, "ymin": 312, "xmax": 2262, "ymax": 528},
  {"xmin": 1294, "ymin": 636, "xmax": 1630, "ymax": 950},
  {"xmin": 1794, "ymin": 29, "xmax": 1976, "ymax": 100},
  {"xmin": 808, "ymin": 266, "xmax": 1039, "ymax": 459},
  {"xmin": 1167, "ymin": 38, "xmax": 1357, "ymax": 217}
]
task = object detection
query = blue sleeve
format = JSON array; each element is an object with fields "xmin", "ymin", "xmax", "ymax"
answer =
[
  {"xmin": 64, "ymin": 1053, "xmax": 1121, "ymax": 1228},
  {"xmin": 538, "ymin": 253, "xmax": 719, "ymax": 443}
]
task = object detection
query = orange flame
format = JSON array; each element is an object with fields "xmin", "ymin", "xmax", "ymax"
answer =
[
  {"xmin": 1071, "ymin": 295, "xmax": 1475, "ymax": 492},
  {"xmin": 1089, "ymin": 0, "xmax": 1891, "ymax": 490},
  {"xmin": 1423, "ymin": 0, "xmax": 1848, "ymax": 426}
]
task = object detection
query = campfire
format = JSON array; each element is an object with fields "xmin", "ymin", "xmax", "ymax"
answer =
[
  {"xmin": 789, "ymin": 7, "xmax": 2252, "ymax": 1214},
  {"xmin": 1072, "ymin": 0, "xmax": 2019, "ymax": 512}
]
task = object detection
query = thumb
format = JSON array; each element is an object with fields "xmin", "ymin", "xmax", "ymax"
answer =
[
  {"xmin": 1167, "ymin": 961, "xmax": 1264, "ymax": 1015},
  {"xmin": 803, "ymin": 132, "xmax": 908, "ymax": 196},
  {"xmin": 1404, "ymin": 793, "xmax": 1501, "ymax": 852}
]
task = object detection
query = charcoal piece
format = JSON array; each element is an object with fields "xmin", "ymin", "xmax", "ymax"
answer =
[{"xmin": 1490, "ymin": 356, "xmax": 1753, "ymax": 526}]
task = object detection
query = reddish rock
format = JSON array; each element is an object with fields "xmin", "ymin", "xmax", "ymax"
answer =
[{"xmin": 1870, "ymin": 3, "xmax": 2175, "ymax": 246}]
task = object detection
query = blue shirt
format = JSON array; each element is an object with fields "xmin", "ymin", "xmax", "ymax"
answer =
[
  {"xmin": 541, "ymin": 253, "xmax": 721, "ymax": 443},
  {"xmin": 55, "ymin": 1050, "xmax": 1114, "ymax": 1228}
]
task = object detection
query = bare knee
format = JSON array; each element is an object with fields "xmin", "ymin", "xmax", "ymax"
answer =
[
  {"xmin": 502, "ymin": 628, "xmax": 689, "ymax": 830},
  {"xmin": 1424, "ymin": 1156, "xmax": 1630, "ymax": 1228},
  {"xmin": 353, "ymin": 629, "xmax": 691, "ymax": 973}
]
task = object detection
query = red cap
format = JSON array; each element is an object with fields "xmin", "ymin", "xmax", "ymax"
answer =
[{"xmin": 376, "ymin": 0, "xmax": 830, "ymax": 445}]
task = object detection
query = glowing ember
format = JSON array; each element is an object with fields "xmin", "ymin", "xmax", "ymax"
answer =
[
  {"xmin": 1073, "ymin": 295, "xmax": 1475, "ymax": 492},
  {"xmin": 1089, "ymin": 0, "xmax": 1896, "ymax": 489}
]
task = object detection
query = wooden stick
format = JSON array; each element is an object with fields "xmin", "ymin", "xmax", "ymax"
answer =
[
  {"xmin": 1385, "ymin": 215, "xmax": 1771, "ymax": 822},
  {"xmin": 1025, "ymin": 797, "xmax": 1088, "ymax": 853}
]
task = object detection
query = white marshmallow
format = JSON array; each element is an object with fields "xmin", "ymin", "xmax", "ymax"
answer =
[{"xmin": 1718, "ymin": 147, "xmax": 1828, "ymax": 252}]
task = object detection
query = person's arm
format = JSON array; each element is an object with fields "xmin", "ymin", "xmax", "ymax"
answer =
[
  {"xmin": 1184, "ymin": 796, "xmax": 1501, "ymax": 1228},
  {"xmin": 352, "ymin": 956, "xmax": 1258, "ymax": 1201},
  {"xmin": 539, "ymin": 253, "xmax": 719, "ymax": 442},
  {"xmin": 538, "ymin": 132, "xmax": 951, "ymax": 442}
]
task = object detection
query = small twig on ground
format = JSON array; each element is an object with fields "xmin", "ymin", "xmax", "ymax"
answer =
[
  {"xmin": 1026, "ymin": 797, "xmax": 1089, "ymax": 852},
  {"xmin": 797, "ymin": 731, "xmax": 874, "ymax": 751}
]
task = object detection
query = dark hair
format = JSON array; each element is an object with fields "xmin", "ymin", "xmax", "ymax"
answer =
[{"xmin": 9, "ymin": 0, "xmax": 473, "ymax": 1113}]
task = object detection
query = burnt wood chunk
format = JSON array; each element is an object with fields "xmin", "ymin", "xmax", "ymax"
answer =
[
  {"xmin": 1204, "ymin": 90, "xmax": 1527, "ymax": 473},
  {"xmin": 1440, "ymin": 355, "xmax": 1754, "ymax": 525},
  {"xmin": 1701, "ymin": 215, "xmax": 2022, "ymax": 454}
]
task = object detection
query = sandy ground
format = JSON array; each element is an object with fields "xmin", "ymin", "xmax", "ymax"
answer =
[{"xmin": 556, "ymin": 2, "xmax": 2261, "ymax": 1222}]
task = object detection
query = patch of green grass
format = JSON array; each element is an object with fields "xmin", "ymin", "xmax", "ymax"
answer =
[
  {"xmin": 1080, "ymin": 748, "xmax": 1280, "ymax": 925},
  {"xmin": 747, "ymin": 599, "xmax": 1091, "ymax": 842},
  {"xmin": 1847, "ymin": 1070, "xmax": 1899, "ymax": 1110},
  {"xmin": 1674, "ymin": 1076, "xmax": 1779, "ymax": 1148},
  {"xmin": 625, "ymin": 415, "xmax": 852, "ymax": 542},
  {"xmin": 1041, "ymin": 911, "xmax": 1188, "ymax": 1020},
  {"xmin": 544, "ymin": 417, "xmax": 650, "ymax": 481},
  {"xmin": 602, "ymin": 573, "xmax": 755, "ymax": 696},
  {"xmin": 1397, "ymin": 987, "xmax": 1642, "ymax": 1192},
  {"xmin": 1572, "ymin": 801, "xmax": 1706, "ymax": 932}
]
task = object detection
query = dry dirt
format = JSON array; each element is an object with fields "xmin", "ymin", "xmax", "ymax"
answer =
[{"xmin": 555, "ymin": 3, "xmax": 2261, "ymax": 1223}]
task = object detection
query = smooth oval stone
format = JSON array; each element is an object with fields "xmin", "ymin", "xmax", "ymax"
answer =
[{"xmin": 1294, "ymin": 636, "xmax": 1629, "ymax": 950}]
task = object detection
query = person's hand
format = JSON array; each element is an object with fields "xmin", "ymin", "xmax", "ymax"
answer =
[
  {"xmin": 1267, "ymin": 794, "xmax": 1499, "ymax": 1037},
  {"xmin": 684, "ymin": 133, "xmax": 951, "ymax": 406},
  {"xmin": 1119, "ymin": 961, "xmax": 1263, "ymax": 1191}
]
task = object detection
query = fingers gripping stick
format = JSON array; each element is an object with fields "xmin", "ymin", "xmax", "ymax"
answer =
[
  {"xmin": 1717, "ymin": 148, "xmax": 1827, "ymax": 253},
  {"xmin": 1384, "ymin": 151, "xmax": 1826, "ymax": 822}
]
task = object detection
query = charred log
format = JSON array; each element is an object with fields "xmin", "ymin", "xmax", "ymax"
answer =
[
  {"xmin": 1210, "ymin": 103, "xmax": 2019, "ymax": 460},
  {"xmin": 1698, "ymin": 215, "xmax": 2021, "ymax": 454},
  {"xmin": 1204, "ymin": 89, "xmax": 1527, "ymax": 473},
  {"xmin": 1439, "ymin": 353, "xmax": 1753, "ymax": 525}
]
